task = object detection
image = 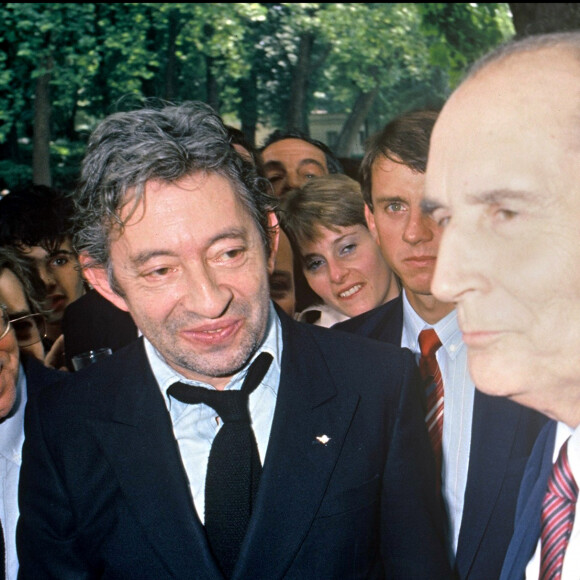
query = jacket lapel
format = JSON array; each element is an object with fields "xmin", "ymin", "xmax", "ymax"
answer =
[
  {"xmin": 235, "ymin": 317, "xmax": 360, "ymax": 580},
  {"xmin": 500, "ymin": 421, "xmax": 556, "ymax": 580},
  {"xmin": 456, "ymin": 391, "xmax": 529, "ymax": 574},
  {"xmin": 88, "ymin": 341, "xmax": 223, "ymax": 578}
]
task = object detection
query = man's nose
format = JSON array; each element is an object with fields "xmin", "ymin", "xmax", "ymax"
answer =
[
  {"xmin": 37, "ymin": 263, "xmax": 57, "ymax": 290},
  {"xmin": 403, "ymin": 209, "xmax": 434, "ymax": 245},
  {"xmin": 431, "ymin": 223, "xmax": 483, "ymax": 304},
  {"xmin": 181, "ymin": 265, "xmax": 233, "ymax": 319}
]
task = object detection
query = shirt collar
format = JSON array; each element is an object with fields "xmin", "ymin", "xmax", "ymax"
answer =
[{"xmin": 402, "ymin": 290, "xmax": 464, "ymax": 360}]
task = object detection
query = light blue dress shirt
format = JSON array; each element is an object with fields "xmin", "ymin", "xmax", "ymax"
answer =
[
  {"xmin": 146, "ymin": 302, "xmax": 282, "ymax": 524},
  {"xmin": 401, "ymin": 291, "xmax": 475, "ymax": 563},
  {"xmin": 0, "ymin": 364, "xmax": 26, "ymax": 580}
]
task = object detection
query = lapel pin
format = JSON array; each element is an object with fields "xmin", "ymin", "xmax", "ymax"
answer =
[{"xmin": 315, "ymin": 434, "xmax": 331, "ymax": 446}]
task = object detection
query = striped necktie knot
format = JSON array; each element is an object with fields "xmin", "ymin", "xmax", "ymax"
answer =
[{"xmin": 418, "ymin": 328, "xmax": 442, "ymax": 381}]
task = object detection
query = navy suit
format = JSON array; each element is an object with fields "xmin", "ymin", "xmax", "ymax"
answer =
[
  {"xmin": 500, "ymin": 421, "xmax": 557, "ymax": 580},
  {"xmin": 334, "ymin": 296, "xmax": 548, "ymax": 580},
  {"xmin": 17, "ymin": 308, "xmax": 452, "ymax": 579},
  {"xmin": 22, "ymin": 353, "xmax": 68, "ymax": 396},
  {"xmin": 62, "ymin": 288, "xmax": 138, "ymax": 371}
]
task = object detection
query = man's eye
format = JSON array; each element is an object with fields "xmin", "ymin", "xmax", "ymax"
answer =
[
  {"xmin": 215, "ymin": 247, "xmax": 246, "ymax": 265},
  {"xmin": 496, "ymin": 208, "xmax": 518, "ymax": 221},
  {"xmin": 144, "ymin": 267, "xmax": 174, "ymax": 279},
  {"xmin": 269, "ymin": 273, "xmax": 292, "ymax": 296},
  {"xmin": 386, "ymin": 202, "xmax": 404, "ymax": 212},
  {"xmin": 50, "ymin": 256, "xmax": 69, "ymax": 267},
  {"xmin": 266, "ymin": 173, "xmax": 283, "ymax": 184}
]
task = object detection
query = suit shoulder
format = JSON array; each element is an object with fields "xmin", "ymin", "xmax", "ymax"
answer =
[
  {"xmin": 33, "ymin": 339, "xmax": 147, "ymax": 406},
  {"xmin": 295, "ymin": 317, "xmax": 415, "ymax": 374}
]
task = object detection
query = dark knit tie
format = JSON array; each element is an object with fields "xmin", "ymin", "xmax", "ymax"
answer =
[{"xmin": 167, "ymin": 352, "xmax": 273, "ymax": 578}]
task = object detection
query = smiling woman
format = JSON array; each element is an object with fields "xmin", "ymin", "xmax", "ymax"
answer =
[{"xmin": 279, "ymin": 174, "xmax": 400, "ymax": 326}]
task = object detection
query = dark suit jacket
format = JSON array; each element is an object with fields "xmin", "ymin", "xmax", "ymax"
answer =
[
  {"xmin": 17, "ymin": 309, "xmax": 452, "ymax": 579},
  {"xmin": 22, "ymin": 353, "xmax": 67, "ymax": 396},
  {"xmin": 62, "ymin": 289, "xmax": 138, "ymax": 371},
  {"xmin": 499, "ymin": 421, "xmax": 557, "ymax": 580},
  {"xmin": 334, "ymin": 296, "xmax": 548, "ymax": 580}
]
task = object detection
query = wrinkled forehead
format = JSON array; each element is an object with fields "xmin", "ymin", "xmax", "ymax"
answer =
[
  {"xmin": 425, "ymin": 48, "xmax": 580, "ymax": 208},
  {"xmin": 262, "ymin": 139, "xmax": 328, "ymax": 170}
]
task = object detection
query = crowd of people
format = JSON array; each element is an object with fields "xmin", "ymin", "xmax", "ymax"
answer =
[{"xmin": 0, "ymin": 29, "xmax": 578, "ymax": 580}]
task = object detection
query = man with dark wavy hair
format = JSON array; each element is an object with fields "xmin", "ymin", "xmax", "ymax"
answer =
[{"xmin": 17, "ymin": 101, "xmax": 451, "ymax": 579}]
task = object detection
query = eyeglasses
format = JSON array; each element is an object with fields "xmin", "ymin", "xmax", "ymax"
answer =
[{"xmin": 0, "ymin": 304, "xmax": 47, "ymax": 347}]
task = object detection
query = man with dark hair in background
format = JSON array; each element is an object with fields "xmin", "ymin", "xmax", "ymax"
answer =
[
  {"xmin": 334, "ymin": 108, "xmax": 547, "ymax": 580},
  {"xmin": 261, "ymin": 129, "xmax": 345, "ymax": 312}
]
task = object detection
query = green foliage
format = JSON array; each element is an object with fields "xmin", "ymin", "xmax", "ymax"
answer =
[
  {"xmin": 0, "ymin": 2, "xmax": 513, "ymax": 189},
  {"xmin": 418, "ymin": 3, "xmax": 514, "ymax": 87}
]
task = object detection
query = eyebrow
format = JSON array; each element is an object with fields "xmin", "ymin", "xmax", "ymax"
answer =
[
  {"xmin": 421, "ymin": 189, "xmax": 538, "ymax": 216},
  {"xmin": 467, "ymin": 189, "xmax": 535, "ymax": 205},
  {"xmin": 374, "ymin": 194, "xmax": 407, "ymax": 204},
  {"xmin": 263, "ymin": 160, "xmax": 286, "ymax": 173},
  {"xmin": 297, "ymin": 158, "xmax": 326, "ymax": 171},
  {"xmin": 48, "ymin": 249, "xmax": 76, "ymax": 257},
  {"xmin": 420, "ymin": 197, "xmax": 443, "ymax": 216},
  {"xmin": 264, "ymin": 158, "xmax": 326, "ymax": 174},
  {"xmin": 129, "ymin": 229, "xmax": 248, "ymax": 267}
]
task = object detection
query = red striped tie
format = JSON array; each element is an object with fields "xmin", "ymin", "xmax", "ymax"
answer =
[
  {"xmin": 418, "ymin": 329, "xmax": 444, "ymax": 479},
  {"xmin": 540, "ymin": 439, "xmax": 578, "ymax": 580}
]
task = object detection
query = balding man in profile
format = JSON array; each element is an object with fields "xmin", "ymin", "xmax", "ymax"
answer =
[{"xmin": 423, "ymin": 31, "xmax": 580, "ymax": 580}]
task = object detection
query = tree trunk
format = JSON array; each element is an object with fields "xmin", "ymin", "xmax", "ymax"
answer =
[
  {"xmin": 334, "ymin": 88, "xmax": 379, "ymax": 158},
  {"xmin": 33, "ymin": 57, "xmax": 52, "ymax": 186},
  {"xmin": 286, "ymin": 32, "xmax": 313, "ymax": 133},
  {"xmin": 238, "ymin": 70, "xmax": 259, "ymax": 147},
  {"xmin": 508, "ymin": 3, "xmax": 580, "ymax": 37},
  {"xmin": 163, "ymin": 9, "xmax": 180, "ymax": 101}
]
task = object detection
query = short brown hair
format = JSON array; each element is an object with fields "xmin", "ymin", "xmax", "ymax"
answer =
[
  {"xmin": 360, "ymin": 109, "xmax": 439, "ymax": 210},
  {"xmin": 278, "ymin": 174, "xmax": 366, "ymax": 257}
]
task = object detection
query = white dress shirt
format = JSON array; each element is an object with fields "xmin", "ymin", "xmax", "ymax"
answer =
[
  {"xmin": 401, "ymin": 291, "xmax": 475, "ymax": 563},
  {"xmin": 525, "ymin": 422, "xmax": 580, "ymax": 579},
  {"xmin": 295, "ymin": 303, "xmax": 350, "ymax": 328},
  {"xmin": 148, "ymin": 302, "xmax": 282, "ymax": 524},
  {"xmin": 0, "ymin": 364, "xmax": 26, "ymax": 580}
]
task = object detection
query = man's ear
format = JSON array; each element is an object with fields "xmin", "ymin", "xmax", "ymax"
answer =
[
  {"xmin": 79, "ymin": 254, "xmax": 130, "ymax": 313},
  {"xmin": 266, "ymin": 211, "xmax": 280, "ymax": 275},
  {"xmin": 365, "ymin": 204, "xmax": 380, "ymax": 246}
]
